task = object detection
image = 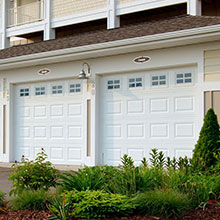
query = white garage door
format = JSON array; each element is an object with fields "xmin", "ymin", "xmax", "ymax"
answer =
[
  {"xmin": 14, "ymin": 79, "xmax": 85, "ymax": 165},
  {"xmin": 100, "ymin": 67, "xmax": 200, "ymax": 165}
]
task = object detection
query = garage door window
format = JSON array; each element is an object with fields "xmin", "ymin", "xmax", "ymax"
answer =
[
  {"xmin": 20, "ymin": 88, "xmax": 30, "ymax": 97},
  {"xmin": 176, "ymin": 73, "xmax": 192, "ymax": 84},
  {"xmin": 35, "ymin": 87, "xmax": 46, "ymax": 96},
  {"xmin": 70, "ymin": 83, "xmax": 81, "ymax": 93},
  {"xmin": 52, "ymin": 85, "xmax": 63, "ymax": 94},
  {"xmin": 128, "ymin": 77, "xmax": 142, "ymax": 88},
  {"xmin": 107, "ymin": 80, "xmax": 120, "ymax": 90},
  {"xmin": 151, "ymin": 75, "xmax": 167, "ymax": 86}
]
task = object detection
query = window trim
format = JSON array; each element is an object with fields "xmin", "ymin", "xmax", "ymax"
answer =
[
  {"xmin": 19, "ymin": 87, "xmax": 30, "ymax": 98},
  {"xmin": 128, "ymin": 76, "xmax": 144, "ymax": 90},
  {"xmin": 106, "ymin": 78, "xmax": 121, "ymax": 92},
  {"xmin": 69, "ymin": 82, "xmax": 82, "ymax": 94},
  {"xmin": 175, "ymin": 72, "xmax": 193, "ymax": 86},
  {"xmin": 35, "ymin": 86, "xmax": 46, "ymax": 97},
  {"xmin": 51, "ymin": 83, "xmax": 64, "ymax": 95},
  {"xmin": 150, "ymin": 74, "xmax": 168, "ymax": 88}
]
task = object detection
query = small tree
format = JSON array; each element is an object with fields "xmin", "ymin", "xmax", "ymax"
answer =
[{"xmin": 193, "ymin": 108, "xmax": 220, "ymax": 169}]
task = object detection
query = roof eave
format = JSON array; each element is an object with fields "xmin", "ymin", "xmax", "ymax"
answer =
[{"xmin": 0, "ymin": 24, "xmax": 220, "ymax": 70}]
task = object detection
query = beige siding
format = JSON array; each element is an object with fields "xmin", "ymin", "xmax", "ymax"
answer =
[
  {"xmin": 18, "ymin": 0, "xmax": 37, "ymax": 6},
  {"xmin": 52, "ymin": 0, "xmax": 107, "ymax": 19},
  {"xmin": 204, "ymin": 49, "xmax": 220, "ymax": 81},
  {"xmin": 204, "ymin": 91, "xmax": 220, "ymax": 123},
  {"xmin": 117, "ymin": 0, "xmax": 138, "ymax": 5}
]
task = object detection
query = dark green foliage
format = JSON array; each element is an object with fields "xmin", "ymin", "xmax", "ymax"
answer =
[
  {"xmin": 9, "ymin": 189, "xmax": 51, "ymax": 210},
  {"xmin": 65, "ymin": 189, "xmax": 135, "ymax": 219},
  {"xmin": 178, "ymin": 174, "xmax": 216, "ymax": 208},
  {"xmin": 193, "ymin": 108, "xmax": 220, "ymax": 168},
  {"xmin": 0, "ymin": 190, "xmax": 4, "ymax": 206},
  {"xmin": 133, "ymin": 189, "xmax": 191, "ymax": 218},
  {"xmin": 121, "ymin": 154, "xmax": 135, "ymax": 168},
  {"xmin": 150, "ymin": 148, "xmax": 166, "ymax": 169},
  {"xmin": 47, "ymin": 196, "xmax": 70, "ymax": 220},
  {"xmin": 59, "ymin": 165, "xmax": 118, "ymax": 192},
  {"xmin": 9, "ymin": 149, "xmax": 59, "ymax": 196}
]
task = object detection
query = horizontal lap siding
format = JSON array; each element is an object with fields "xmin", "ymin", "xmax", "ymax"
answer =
[
  {"xmin": 117, "ymin": 0, "xmax": 138, "ymax": 5},
  {"xmin": 52, "ymin": 0, "xmax": 107, "ymax": 18},
  {"xmin": 204, "ymin": 49, "xmax": 220, "ymax": 81}
]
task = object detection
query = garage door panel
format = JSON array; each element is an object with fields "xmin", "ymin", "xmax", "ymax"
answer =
[
  {"xmin": 100, "ymin": 68, "xmax": 199, "ymax": 165},
  {"xmin": 14, "ymin": 79, "xmax": 85, "ymax": 164}
]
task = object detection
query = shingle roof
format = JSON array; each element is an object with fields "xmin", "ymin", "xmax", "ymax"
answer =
[{"xmin": 1, "ymin": 15, "xmax": 220, "ymax": 60}]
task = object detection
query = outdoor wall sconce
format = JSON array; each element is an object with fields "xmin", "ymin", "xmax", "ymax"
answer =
[
  {"xmin": 78, "ymin": 62, "xmax": 95, "ymax": 95},
  {"xmin": 78, "ymin": 62, "xmax": 91, "ymax": 79}
]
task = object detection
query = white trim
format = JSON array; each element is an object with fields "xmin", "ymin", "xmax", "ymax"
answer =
[
  {"xmin": 107, "ymin": 0, "xmax": 120, "ymax": 29},
  {"xmin": 187, "ymin": 0, "xmax": 201, "ymax": 16},
  {"xmin": 6, "ymin": 21, "xmax": 45, "ymax": 37},
  {"xmin": 44, "ymin": 0, "xmax": 55, "ymax": 41},
  {"xmin": 1, "ymin": 24, "xmax": 220, "ymax": 69}
]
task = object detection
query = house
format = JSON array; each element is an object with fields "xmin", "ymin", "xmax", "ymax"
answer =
[{"xmin": 0, "ymin": 0, "xmax": 219, "ymax": 166}]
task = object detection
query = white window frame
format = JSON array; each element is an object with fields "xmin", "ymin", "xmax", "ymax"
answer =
[
  {"xmin": 51, "ymin": 83, "xmax": 64, "ymax": 95},
  {"xmin": 176, "ymin": 72, "xmax": 193, "ymax": 85},
  {"xmin": 128, "ymin": 76, "xmax": 144, "ymax": 90},
  {"xmin": 35, "ymin": 86, "xmax": 46, "ymax": 96},
  {"xmin": 106, "ymin": 78, "xmax": 121, "ymax": 92},
  {"xmin": 69, "ymin": 82, "xmax": 82, "ymax": 94},
  {"xmin": 151, "ymin": 74, "xmax": 168, "ymax": 88},
  {"xmin": 19, "ymin": 87, "xmax": 30, "ymax": 98}
]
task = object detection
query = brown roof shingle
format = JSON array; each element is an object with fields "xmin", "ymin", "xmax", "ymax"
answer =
[{"xmin": 1, "ymin": 15, "xmax": 220, "ymax": 60}]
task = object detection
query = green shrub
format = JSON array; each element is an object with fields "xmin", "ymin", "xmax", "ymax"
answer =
[
  {"xmin": 59, "ymin": 165, "xmax": 118, "ymax": 192},
  {"xmin": 47, "ymin": 196, "xmax": 70, "ymax": 220},
  {"xmin": 212, "ymin": 173, "xmax": 220, "ymax": 197},
  {"xmin": 65, "ymin": 189, "xmax": 135, "ymax": 219},
  {"xmin": 0, "ymin": 190, "xmax": 5, "ymax": 206},
  {"xmin": 193, "ymin": 108, "xmax": 220, "ymax": 169},
  {"xmin": 9, "ymin": 149, "xmax": 59, "ymax": 195},
  {"xmin": 9, "ymin": 189, "xmax": 51, "ymax": 210},
  {"xmin": 133, "ymin": 189, "xmax": 191, "ymax": 218},
  {"xmin": 178, "ymin": 174, "xmax": 216, "ymax": 208},
  {"xmin": 165, "ymin": 169, "xmax": 190, "ymax": 191}
]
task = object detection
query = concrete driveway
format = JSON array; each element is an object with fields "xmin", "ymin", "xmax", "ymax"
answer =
[{"xmin": 0, "ymin": 167, "xmax": 12, "ymax": 199}]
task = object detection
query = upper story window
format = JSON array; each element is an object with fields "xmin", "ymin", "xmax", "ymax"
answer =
[
  {"xmin": 107, "ymin": 80, "xmax": 120, "ymax": 90},
  {"xmin": 176, "ymin": 73, "xmax": 192, "ymax": 84},
  {"xmin": 52, "ymin": 85, "xmax": 63, "ymax": 94},
  {"xmin": 70, "ymin": 83, "xmax": 81, "ymax": 93},
  {"xmin": 35, "ymin": 87, "xmax": 46, "ymax": 96},
  {"xmin": 20, "ymin": 88, "xmax": 29, "ymax": 97},
  {"xmin": 151, "ymin": 75, "xmax": 167, "ymax": 86},
  {"xmin": 128, "ymin": 77, "xmax": 143, "ymax": 88}
]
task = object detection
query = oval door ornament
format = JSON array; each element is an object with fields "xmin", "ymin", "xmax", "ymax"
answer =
[
  {"xmin": 38, "ymin": 68, "xmax": 51, "ymax": 76},
  {"xmin": 133, "ymin": 56, "xmax": 151, "ymax": 64}
]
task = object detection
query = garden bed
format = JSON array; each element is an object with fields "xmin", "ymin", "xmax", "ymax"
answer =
[{"xmin": 0, "ymin": 200, "xmax": 220, "ymax": 220}]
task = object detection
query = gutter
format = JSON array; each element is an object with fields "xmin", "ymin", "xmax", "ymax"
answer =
[{"xmin": 0, "ymin": 24, "xmax": 220, "ymax": 69}]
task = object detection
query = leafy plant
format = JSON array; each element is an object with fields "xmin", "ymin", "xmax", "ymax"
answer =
[
  {"xmin": 59, "ymin": 165, "xmax": 118, "ymax": 192},
  {"xmin": 9, "ymin": 148, "xmax": 59, "ymax": 196},
  {"xmin": 65, "ymin": 189, "xmax": 135, "ymax": 219},
  {"xmin": 178, "ymin": 174, "xmax": 216, "ymax": 207},
  {"xmin": 9, "ymin": 189, "xmax": 51, "ymax": 210},
  {"xmin": 141, "ymin": 157, "xmax": 148, "ymax": 168},
  {"xmin": 193, "ymin": 108, "xmax": 220, "ymax": 169},
  {"xmin": 121, "ymin": 154, "xmax": 135, "ymax": 169},
  {"xmin": 0, "ymin": 190, "xmax": 4, "ymax": 206},
  {"xmin": 150, "ymin": 149, "xmax": 165, "ymax": 169},
  {"xmin": 47, "ymin": 195, "xmax": 70, "ymax": 220},
  {"xmin": 133, "ymin": 189, "xmax": 191, "ymax": 218}
]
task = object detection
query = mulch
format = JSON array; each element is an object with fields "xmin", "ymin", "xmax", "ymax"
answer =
[{"xmin": 0, "ymin": 200, "xmax": 219, "ymax": 220}]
